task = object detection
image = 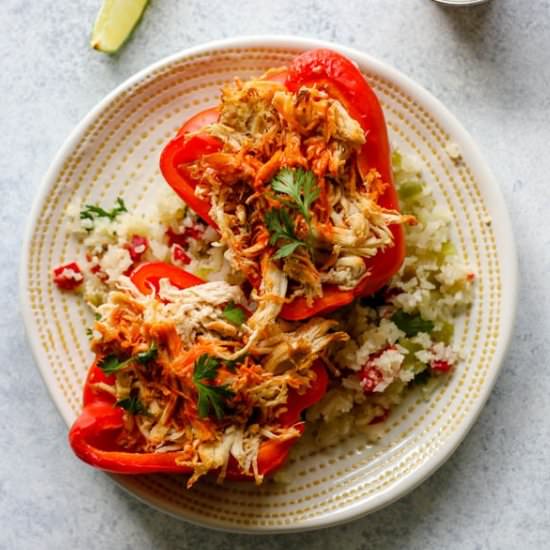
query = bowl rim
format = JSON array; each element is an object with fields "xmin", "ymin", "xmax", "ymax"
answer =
[{"xmin": 20, "ymin": 34, "xmax": 518, "ymax": 534}]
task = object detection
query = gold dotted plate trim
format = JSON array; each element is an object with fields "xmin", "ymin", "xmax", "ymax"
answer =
[{"xmin": 20, "ymin": 38, "xmax": 516, "ymax": 534}]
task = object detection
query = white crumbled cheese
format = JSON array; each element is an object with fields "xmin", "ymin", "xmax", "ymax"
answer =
[
  {"xmin": 399, "ymin": 368, "xmax": 416, "ymax": 383},
  {"xmin": 80, "ymin": 217, "xmax": 94, "ymax": 231},
  {"xmin": 148, "ymin": 239, "xmax": 170, "ymax": 262},
  {"xmin": 368, "ymin": 349, "xmax": 405, "ymax": 392},
  {"xmin": 435, "ymin": 263, "xmax": 470, "ymax": 287},
  {"xmin": 400, "ymin": 153, "xmax": 423, "ymax": 174},
  {"xmin": 60, "ymin": 267, "xmax": 83, "ymax": 281},
  {"xmin": 352, "ymin": 319, "xmax": 405, "ymax": 370},
  {"xmin": 155, "ymin": 185, "xmax": 187, "ymax": 227},
  {"xmin": 411, "ymin": 331, "xmax": 432, "ymax": 348},
  {"xmin": 99, "ymin": 246, "xmax": 133, "ymax": 282},
  {"xmin": 415, "ymin": 342, "xmax": 457, "ymax": 366}
]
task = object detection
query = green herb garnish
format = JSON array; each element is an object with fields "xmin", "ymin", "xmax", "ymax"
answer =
[
  {"xmin": 192, "ymin": 354, "xmax": 235, "ymax": 419},
  {"xmin": 135, "ymin": 342, "xmax": 158, "ymax": 364},
  {"xmin": 98, "ymin": 341, "xmax": 158, "ymax": 375},
  {"xmin": 265, "ymin": 208, "xmax": 308, "ymax": 260},
  {"xmin": 270, "ymin": 167, "xmax": 320, "ymax": 227},
  {"xmin": 412, "ymin": 369, "xmax": 431, "ymax": 386},
  {"xmin": 391, "ymin": 311, "xmax": 434, "ymax": 337},
  {"xmin": 86, "ymin": 328, "xmax": 94, "ymax": 339},
  {"xmin": 80, "ymin": 197, "xmax": 127, "ymax": 229},
  {"xmin": 223, "ymin": 302, "xmax": 246, "ymax": 326},
  {"xmin": 116, "ymin": 396, "xmax": 148, "ymax": 416},
  {"xmin": 98, "ymin": 354, "xmax": 124, "ymax": 375},
  {"xmin": 265, "ymin": 168, "xmax": 320, "ymax": 260}
]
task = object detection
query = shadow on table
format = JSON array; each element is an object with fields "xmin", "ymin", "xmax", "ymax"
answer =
[
  {"xmin": 434, "ymin": 1, "xmax": 496, "ymax": 46},
  {"xmin": 428, "ymin": 0, "xmax": 527, "ymax": 112}
]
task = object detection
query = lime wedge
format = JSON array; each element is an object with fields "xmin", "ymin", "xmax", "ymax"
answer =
[{"xmin": 91, "ymin": 0, "xmax": 149, "ymax": 54}]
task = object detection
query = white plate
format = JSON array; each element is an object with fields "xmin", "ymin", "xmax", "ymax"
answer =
[{"xmin": 20, "ymin": 36, "xmax": 517, "ymax": 533}]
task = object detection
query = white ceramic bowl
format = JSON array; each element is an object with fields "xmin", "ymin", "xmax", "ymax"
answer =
[{"xmin": 20, "ymin": 36, "xmax": 517, "ymax": 533}]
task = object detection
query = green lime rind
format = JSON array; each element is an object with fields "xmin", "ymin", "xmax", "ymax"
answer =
[{"xmin": 91, "ymin": 0, "xmax": 149, "ymax": 54}]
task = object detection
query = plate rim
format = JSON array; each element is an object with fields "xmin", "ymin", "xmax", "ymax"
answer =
[{"xmin": 20, "ymin": 34, "xmax": 518, "ymax": 534}]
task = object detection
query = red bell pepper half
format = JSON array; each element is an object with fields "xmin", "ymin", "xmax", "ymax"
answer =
[
  {"xmin": 160, "ymin": 109, "xmax": 222, "ymax": 227},
  {"xmin": 69, "ymin": 262, "xmax": 328, "ymax": 480},
  {"xmin": 280, "ymin": 49, "xmax": 404, "ymax": 320},
  {"xmin": 158, "ymin": 49, "xmax": 405, "ymax": 321}
]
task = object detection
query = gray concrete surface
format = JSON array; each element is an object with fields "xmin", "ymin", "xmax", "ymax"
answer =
[{"xmin": 1, "ymin": 0, "xmax": 549, "ymax": 548}]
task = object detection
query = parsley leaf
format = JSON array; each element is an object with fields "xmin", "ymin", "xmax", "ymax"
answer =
[
  {"xmin": 135, "ymin": 342, "xmax": 158, "ymax": 364},
  {"xmin": 194, "ymin": 354, "xmax": 220, "ymax": 380},
  {"xmin": 391, "ymin": 311, "xmax": 434, "ymax": 337},
  {"xmin": 265, "ymin": 207, "xmax": 296, "ymax": 244},
  {"xmin": 80, "ymin": 197, "xmax": 128, "ymax": 229},
  {"xmin": 412, "ymin": 369, "xmax": 431, "ymax": 386},
  {"xmin": 192, "ymin": 354, "xmax": 235, "ymax": 419},
  {"xmin": 116, "ymin": 396, "xmax": 148, "ymax": 416},
  {"xmin": 223, "ymin": 302, "xmax": 246, "ymax": 326},
  {"xmin": 196, "ymin": 383, "xmax": 235, "ymax": 419},
  {"xmin": 266, "ymin": 168, "xmax": 320, "ymax": 260},
  {"xmin": 270, "ymin": 168, "xmax": 320, "ymax": 225},
  {"xmin": 273, "ymin": 241, "xmax": 304, "ymax": 260},
  {"xmin": 98, "ymin": 354, "xmax": 124, "ymax": 375},
  {"xmin": 98, "ymin": 342, "xmax": 158, "ymax": 375},
  {"xmin": 86, "ymin": 328, "xmax": 93, "ymax": 340},
  {"xmin": 265, "ymin": 208, "xmax": 308, "ymax": 259}
]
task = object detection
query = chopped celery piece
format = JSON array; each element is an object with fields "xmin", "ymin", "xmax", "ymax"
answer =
[
  {"xmin": 399, "ymin": 338, "xmax": 427, "ymax": 372},
  {"xmin": 195, "ymin": 267, "xmax": 213, "ymax": 280},
  {"xmin": 432, "ymin": 322, "xmax": 454, "ymax": 344},
  {"xmin": 391, "ymin": 150, "xmax": 402, "ymax": 170},
  {"xmin": 438, "ymin": 241, "xmax": 456, "ymax": 264},
  {"xmin": 398, "ymin": 181, "xmax": 424, "ymax": 201}
]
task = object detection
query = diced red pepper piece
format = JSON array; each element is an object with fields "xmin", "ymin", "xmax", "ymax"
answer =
[
  {"xmin": 358, "ymin": 348, "xmax": 390, "ymax": 393},
  {"xmin": 172, "ymin": 244, "xmax": 192, "ymax": 265},
  {"xmin": 125, "ymin": 235, "xmax": 148, "ymax": 262},
  {"xmin": 369, "ymin": 408, "xmax": 390, "ymax": 425},
  {"xmin": 166, "ymin": 225, "xmax": 204, "ymax": 248},
  {"xmin": 359, "ymin": 365, "xmax": 384, "ymax": 394},
  {"xmin": 431, "ymin": 360, "xmax": 452, "ymax": 373},
  {"xmin": 53, "ymin": 262, "xmax": 84, "ymax": 290}
]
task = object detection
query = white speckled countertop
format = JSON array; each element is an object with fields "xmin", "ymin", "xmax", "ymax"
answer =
[{"xmin": 2, "ymin": 0, "xmax": 549, "ymax": 548}]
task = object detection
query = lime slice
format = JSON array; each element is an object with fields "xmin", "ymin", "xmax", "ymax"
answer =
[{"xmin": 91, "ymin": 0, "xmax": 149, "ymax": 54}]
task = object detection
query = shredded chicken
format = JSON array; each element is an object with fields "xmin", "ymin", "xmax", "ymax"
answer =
[
  {"xmin": 84, "ymin": 69, "xmax": 415, "ymax": 486},
  {"xmin": 186, "ymin": 74, "xmax": 413, "ymax": 307},
  {"xmin": 89, "ymin": 275, "xmax": 344, "ymax": 486}
]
